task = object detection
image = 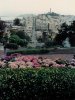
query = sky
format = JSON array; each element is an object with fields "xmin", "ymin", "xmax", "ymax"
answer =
[{"xmin": 0, "ymin": 0, "xmax": 75, "ymax": 16}]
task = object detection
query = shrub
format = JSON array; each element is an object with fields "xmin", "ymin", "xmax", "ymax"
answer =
[
  {"xmin": 19, "ymin": 39, "xmax": 28, "ymax": 47},
  {"xmin": 4, "ymin": 43, "xmax": 18, "ymax": 49},
  {"xmin": 55, "ymin": 59, "xmax": 69, "ymax": 65},
  {"xmin": 6, "ymin": 49, "xmax": 50, "ymax": 56},
  {"xmin": 16, "ymin": 31, "xmax": 31, "ymax": 41},
  {"xmin": 13, "ymin": 18, "xmax": 21, "ymax": 26},
  {"xmin": 9, "ymin": 35, "xmax": 28, "ymax": 47},
  {"xmin": 45, "ymin": 40, "xmax": 55, "ymax": 48},
  {"xmin": 0, "ymin": 68, "xmax": 75, "ymax": 100}
]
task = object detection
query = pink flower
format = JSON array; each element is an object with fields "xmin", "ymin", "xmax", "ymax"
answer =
[
  {"xmin": 8, "ymin": 62, "xmax": 18, "ymax": 68},
  {"xmin": 26, "ymin": 62, "xmax": 33, "ymax": 67},
  {"xmin": 33, "ymin": 63, "xmax": 40, "ymax": 68},
  {"xmin": 19, "ymin": 65, "xmax": 26, "ymax": 68},
  {"xmin": 0, "ymin": 61, "xmax": 6, "ymax": 68}
]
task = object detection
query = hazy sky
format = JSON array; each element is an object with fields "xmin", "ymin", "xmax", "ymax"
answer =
[{"xmin": 0, "ymin": 0, "xmax": 75, "ymax": 16}]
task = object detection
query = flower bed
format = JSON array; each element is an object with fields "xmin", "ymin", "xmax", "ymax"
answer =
[
  {"xmin": 0, "ymin": 53, "xmax": 75, "ymax": 68},
  {"xmin": 1, "ymin": 54, "xmax": 75, "ymax": 99}
]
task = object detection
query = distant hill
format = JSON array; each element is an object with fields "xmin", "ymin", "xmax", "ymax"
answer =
[
  {"xmin": 18, "ymin": 12, "xmax": 75, "ymax": 33},
  {"xmin": 46, "ymin": 12, "xmax": 60, "ymax": 16}
]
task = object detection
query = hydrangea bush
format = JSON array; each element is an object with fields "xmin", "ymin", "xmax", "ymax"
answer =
[{"xmin": 0, "ymin": 53, "xmax": 75, "ymax": 68}]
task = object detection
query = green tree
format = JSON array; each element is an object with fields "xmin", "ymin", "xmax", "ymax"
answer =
[
  {"xmin": 69, "ymin": 21, "xmax": 75, "ymax": 46},
  {"xmin": 16, "ymin": 31, "xmax": 31, "ymax": 41},
  {"xmin": 42, "ymin": 31, "xmax": 48, "ymax": 42},
  {"xmin": 54, "ymin": 21, "xmax": 75, "ymax": 47},
  {"xmin": 37, "ymin": 36, "xmax": 43, "ymax": 43},
  {"xmin": 54, "ymin": 22, "xmax": 69, "ymax": 46},
  {"xmin": 9, "ymin": 35, "xmax": 28, "ymax": 47},
  {"xmin": 0, "ymin": 20, "xmax": 6, "ymax": 42},
  {"xmin": 0, "ymin": 20, "xmax": 6, "ymax": 32},
  {"xmin": 14, "ymin": 18, "xmax": 20, "ymax": 26}
]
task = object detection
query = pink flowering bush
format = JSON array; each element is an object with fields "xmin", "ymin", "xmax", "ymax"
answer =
[
  {"xmin": 0, "ymin": 53, "xmax": 75, "ymax": 69},
  {"xmin": 0, "ymin": 61, "xmax": 6, "ymax": 68},
  {"xmin": 0, "ymin": 56, "xmax": 65, "ymax": 68},
  {"xmin": 8, "ymin": 60, "xmax": 26, "ymax": 68}
]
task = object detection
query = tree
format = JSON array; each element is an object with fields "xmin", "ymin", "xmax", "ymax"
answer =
[
  {"xmin": 37, "ymin": 36, "xmax": 43, "ymax": 43},
  {"xmin": 0, "ymin": 20, "xmax": 6, "ymax": 32},
  {"xmin": 42, "ymin": 31, "xmax": 48, "ymax": 42},
  {"xmin": 68, "ymin": 21, "xmax": 75, "ymax": 46},
  {"xmin": 58, "ymin": 23, "xmax": 69, "ymax": 35},
  {"xmin": 14, "ymin": 18, "xmax": 20, "ymax": 26},
  {"xmin": 54, "ymin": 21, "xmax": 75, "ymax": 47},
  {"xmin": 9, "ymin": 35, "xmax": 28, "ymax": 47},
  {"xmin": 70, "ymin": 20, "xmax": 75, "ymax": 32},
  {"xmin": 0, "ymin": 20, "xmax": 6, "ymax": 42},
  {"xmin": 54, "ymin": 34, "xmax": 63, "ymax": 45},
  {"xmin": 16, "ymin": 31, "xmax": 31, "ymax": 41},
  {"xmin": 54, "ymin": 22, "xmax": 69, "ymax": 46}
]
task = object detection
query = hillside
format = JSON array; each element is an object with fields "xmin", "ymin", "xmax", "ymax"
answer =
[{"xmin": 20, "ymin": 12, "xmax": 75, "ymax": 33}]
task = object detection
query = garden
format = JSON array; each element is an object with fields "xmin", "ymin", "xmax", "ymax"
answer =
[
  {"xmin": 0, "ymin": 53, "xmax": 75, "ymax": 69},
  {"xmin": 1, "ymin": 19, "xmax": 75, "ymax": 100},
  {"xmin": 0, "ymin": 53, "xmax": 75, "ymax": 100}
]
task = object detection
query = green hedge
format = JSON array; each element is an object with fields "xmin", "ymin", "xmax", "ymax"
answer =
[
  {"xmin": 6, "ymin": 49, "xmax": 49, "ymax": 56},
  {"xmin": 4, "ymin": 43, "xmax": 18, "ymax": 49},
  {"xmin": 0, "ymin": 68, "xmax": 75, "ymax": 100}
]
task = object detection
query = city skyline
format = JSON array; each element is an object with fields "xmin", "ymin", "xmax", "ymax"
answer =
[{"xmin": 0, "ymin": 0, "xmax": 75, "ymax": 16}]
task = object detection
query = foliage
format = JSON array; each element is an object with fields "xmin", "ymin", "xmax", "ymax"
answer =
[
  {"xmin": 0, "ymin": 20, "xmax": 6, "ymax": 42},
  {"xmin": 54, "ymin": 23, "xmax": 69, "ymax": 45},
  {"xmin": 13, "ymin": 18, "xmax": 21, "ymax": 26},
  {"xmin": 37, "ymin": 36, "xmax": 43, "ymax": 43},
  {"xmin": 69, "ymin": 34, "xmax": 75, "ymax": 46},
  {"xmin": 54, "ymin": 34, "xmax": 65, "ymax": 45},
  {"xmin": 47, "ymin": 12, "xmax": 60, "ymax": 16},
  {"xmin": 0, "ymin": 20, "xmax": 6, "ymax": 32},
  {"xmin": 0, "ymin": 32, "xmax": 3, "ymax": 42},
  {"xmin": 1, "ymin": 53, "xmax": 75, "ymax": 68},
  {"xmin": 9, "ymin": 35, "xmax": 28, "ymax": 47},
  {"xmin": 55, "ymin": 58, "xmax": 70, "ymax": 65},
  {"xmin": 6, "ymin": 49, "xmax": 50, "ymax": 55},
  {"xmin": 16, "ymin": 31, "xmax": 26, "ymax": 39},
  {"xmin": 0, "ymin": 68, "xmax": 75, "ymax": 100},
  {"xmin": 3, "ymin": 33, "xmax": 9, "ymax": 43},
  {"xmin": 1, "ymin": 54, "xmax": 68, "ymax": 68},
  {"xmin": 10, "ymin": 29, "xmax": 17, "ymax": 35},
  {"xmin": 4, "ymin": 43, "xmax": 18, "ymax": 49},
  {"xmin": 42, "ymin": 31, "xmax": 48, "ymax": 42},
  {"xmin": 54, "ymin": 21, "xmax": 75, "ymax": 46},
  {"xmin": 45, "ymin": 40, "xmax": 55, "ymax": 48},
  {"xmin": 16, "ymin": 31, "xmax": 31, "ymax": 41}
]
